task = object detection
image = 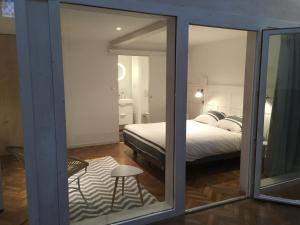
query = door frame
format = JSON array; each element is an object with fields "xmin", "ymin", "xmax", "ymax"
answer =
[
  {"xmin": 253, "ymin": 27, "xmax": 300, "ymax": 206},
  {"xmin": 13, "ymin": 0, "xmax": 300, "ymax": 225}
]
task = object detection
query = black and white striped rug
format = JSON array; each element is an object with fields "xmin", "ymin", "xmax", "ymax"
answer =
[{"xmin": 69, "ymin": 156, "xmax": 158, "ymax": 222}]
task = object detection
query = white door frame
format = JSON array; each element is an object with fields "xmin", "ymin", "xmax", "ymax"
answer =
[
  {"xmin": 254, "ymin": 27, "xmax": 300, "ymax": 206},
  {"xmin": 14, "ymin": 1, "xmax": 300, "ymax": 225}
]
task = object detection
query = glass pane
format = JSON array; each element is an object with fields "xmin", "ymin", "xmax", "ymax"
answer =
[
  {"xmin": 186, "ymin": 25, "xmax": 251, "ymax": 209},
  {"xmin": 260, "ymin": 33, "xmax": 300, "ymax": 200},
  {"xmin": 0, "ymin": 1, "xmax": 29, "ymax": 224},
  {"xmin": 60, "ymin": 4, "xmax": 173, "ymax": 224}
]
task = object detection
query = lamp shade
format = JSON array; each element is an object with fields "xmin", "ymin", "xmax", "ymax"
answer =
[{"xmin": 195, "ymin": 89, "xmax": 203, "ymax": 98}]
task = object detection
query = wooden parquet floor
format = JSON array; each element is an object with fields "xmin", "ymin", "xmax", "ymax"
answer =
[
  {"xmin": 185, "ymin": 158, "xmax": 241, "ymax": 208},
  {"xmin": 266, "ymin": 183, "xmax": 300, "ymax": 200},
  {"xmin": 0, "ymin": 143, "xmax": 242, "ymax": 224},
  {"xmin": 68, "ymin": 143, "xmax": 166, "ymax": 201},
  {"xmin": 68, "ymin": 143, "xmax": 242, "ymax": 208},
  {"xmin": 152, "ymin": 199, "xmax": 300, "ymax": 225},
  {"xmin": 0, "ymin": 156, "xmax": 28, "ymax": 225}
]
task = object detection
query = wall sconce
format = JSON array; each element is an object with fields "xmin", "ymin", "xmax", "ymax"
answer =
[
  {"xmin": 195, "ymin": 89, "xmax": 204, "ymax": 104},
  {"xmin": 195, "ymin": 89, "xmax": 204, "ymax": 98}
]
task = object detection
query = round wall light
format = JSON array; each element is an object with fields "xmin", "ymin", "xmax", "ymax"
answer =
[{"xmin": 118, "ymin": 63, "xmax": 126, "ymax": 81}]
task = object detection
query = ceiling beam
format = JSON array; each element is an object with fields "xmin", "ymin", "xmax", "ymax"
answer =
[{"xmin": 110, "ymin": 20, "xmax": 166, "ymax": 47}]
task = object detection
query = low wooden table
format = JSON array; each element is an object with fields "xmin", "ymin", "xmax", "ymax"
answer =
[{"xmin": 111, "ymin": 165, "xmax": 144, "ymax": 209}]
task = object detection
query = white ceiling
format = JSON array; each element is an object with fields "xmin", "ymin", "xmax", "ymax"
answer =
[
  {"xmin": 124, "ymin": 26, "xmax": 247, "ymax": 47},
  {"xmin": 60, "ymin": 4, "xmax": 165, "ymax": 41},
  {"xmin": 112, "ymin": 26, "xmax": 246, "ymax": 51},
  {"xmin": 61, "ymin": 4, "xmax": 247, "ymax": 50}
]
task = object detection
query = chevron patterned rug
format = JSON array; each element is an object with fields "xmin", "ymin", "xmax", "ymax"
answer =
[{"xmin": 69, "ymin": 156, "xmax": 158, "ymax": 222}]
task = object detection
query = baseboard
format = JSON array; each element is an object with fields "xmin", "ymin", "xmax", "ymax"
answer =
[{"xmin": 67, "ymin": 139, "xmax": 119, "ymax": 149}]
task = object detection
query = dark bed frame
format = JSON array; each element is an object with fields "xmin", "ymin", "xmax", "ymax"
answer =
[{"xmin": 123, "ymin": 131, "xmax": 240, "ymax": 170}]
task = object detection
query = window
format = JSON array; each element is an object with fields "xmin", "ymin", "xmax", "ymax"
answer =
[{"xmin": 60, "ymin": 4, "xmax": 176, "ymax": 224}]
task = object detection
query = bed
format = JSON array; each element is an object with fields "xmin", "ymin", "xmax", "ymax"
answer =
[
  {"xmin": 123, "ymin": 83, "xmax": 244, "ymax": 169},
  {"xmin": 123, "ymin": 120, "xmax": 242, "ymax": 169}
]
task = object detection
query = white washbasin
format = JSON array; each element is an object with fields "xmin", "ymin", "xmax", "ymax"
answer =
[{"xmin": 119, "ymin": 98, "xmax": 134, "ymax": 105}]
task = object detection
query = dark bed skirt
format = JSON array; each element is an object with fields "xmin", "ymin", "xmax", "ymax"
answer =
[{"xmin": 123, "ymin": 131, "xmax": 166, "ymax": 169}]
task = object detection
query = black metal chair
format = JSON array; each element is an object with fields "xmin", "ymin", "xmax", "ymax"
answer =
[
  {"xmin": 6, "ymin": 146, "xmax": 89, "ymax": 205},
  {"xmin": 67, "ymin": 156, "xmax": 89, "ymax": 205}
]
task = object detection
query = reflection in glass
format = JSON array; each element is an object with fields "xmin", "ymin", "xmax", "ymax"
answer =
[{"xmin": 261, "ymin": 34, "xmax": 300, "ymax": 200}]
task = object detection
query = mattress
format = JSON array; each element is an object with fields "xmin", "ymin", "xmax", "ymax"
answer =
[{"xmin": 123, "ymin": 120, "xmax": 242, "ymax": 162}]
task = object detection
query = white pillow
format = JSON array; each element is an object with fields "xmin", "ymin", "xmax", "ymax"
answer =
[
  {"xmin": 194, "ymin": 111, "xmax": 226, "ymax": 126},
  {"xmin": 194, "ymin": 114, "xmax": 218, "ymax": 125},
  {"xmin": 216, "ymin": 116, "xmax": 243, "ymax": 133}
]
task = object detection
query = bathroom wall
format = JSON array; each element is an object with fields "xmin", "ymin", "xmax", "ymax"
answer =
[{"xmin": 118, "ymin": 54, "xmax": 166, "ymax": 124}]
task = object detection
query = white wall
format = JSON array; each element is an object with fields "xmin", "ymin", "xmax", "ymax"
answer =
[
  {"xmin": 188, "ymin": 37, "xmax": 247, "ymax": 118},
  {"xmin": 188, "ymin": 37, "xmax": 247, "ymax": 85},
  {"xmin": 149, "ymin": 55, "xmax": 166, "ymax": 122},
  {"xmin": 62, "ymin": 37, "xmax": 119, "ymax": 148},
  {"xmin": 132, "ymin": 56, "xmax": 149, "ymax": 123}
]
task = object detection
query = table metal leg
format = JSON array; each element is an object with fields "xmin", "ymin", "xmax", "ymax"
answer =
[
  {"xmin": 122, "ymin": 177, "xmax": 125, "ymax": 195},
  {"xmin": 111, "ymin": 177, "xmax": 119, "ymax": 209},
  {"xmin": 135, "ymin": 175, "xmax": 144, "ymax": 205},
  {"xmin": 78, "ymin": 178, "xmax": 89, "ymax": 206}
]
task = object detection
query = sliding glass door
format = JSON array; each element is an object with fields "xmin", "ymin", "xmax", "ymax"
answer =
[{"xmin": 254, "ymin": 28, "xmax": 300, "ymax": 205}]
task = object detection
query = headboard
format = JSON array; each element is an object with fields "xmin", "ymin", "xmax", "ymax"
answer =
[{"xmin": 203, "ymin": 84, "xmax": 244, "ymax": 116}]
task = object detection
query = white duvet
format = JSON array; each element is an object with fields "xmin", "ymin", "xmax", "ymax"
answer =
[{"xmin": 124, "ymin": 120, "xmax": 241, "ymax": 162}]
